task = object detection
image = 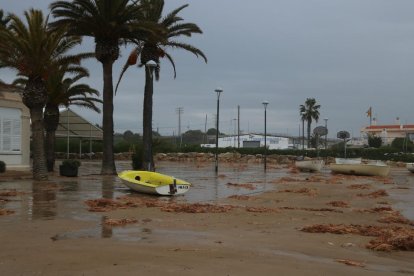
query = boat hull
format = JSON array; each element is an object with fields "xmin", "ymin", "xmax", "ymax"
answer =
[
  {"xmin": 330, "ymin": 163, "xmax": 390, "ymax": 177},
  {"xmin": 118, "ymin": 170, "xmax": 191, "ymax": 196},
  {"xmin": 295, "ymin": 160, "xmax": 324, "ymax": 172}
]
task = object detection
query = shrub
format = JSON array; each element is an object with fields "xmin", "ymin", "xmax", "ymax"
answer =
[
  {"xmin": 368, "ymin": 134, "xmax": 382, "ymax": 148},
  {"xmin": 131, "ymin": 145, "xmax": 143, "ymax": 170},
  {"xmin": 0, "ymin": 161, "xmax": 5, "ymax": 173},
  {"xmin": 61, "ymin": 159, "xmax": 81, "ymax": 168}
]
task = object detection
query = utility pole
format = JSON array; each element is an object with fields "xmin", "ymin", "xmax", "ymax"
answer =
[
  {"xmin": 238, "ymin": 105, "xmax": 240, "ymax": 148},
  {"xmin": 176, "ymin": 107, "xmax": 183, "ymax": 148}
]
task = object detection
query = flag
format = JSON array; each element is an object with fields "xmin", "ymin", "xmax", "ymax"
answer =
[{"xmin": 366, "ymin": 107, "xmax": 372, "ymax": 117}]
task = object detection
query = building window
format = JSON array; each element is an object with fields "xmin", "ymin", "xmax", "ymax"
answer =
[{"xmin": 0, "ymin": 107, "xmax": 21, "ymax": 153}]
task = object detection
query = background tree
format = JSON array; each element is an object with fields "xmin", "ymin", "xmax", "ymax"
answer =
[
  {"xmin": 117, "ymin": 0, "xmax": 207, "ymax": 171},
  {"xmin": 368, "ymin": 134, "xmax": 382, "ymax": 148},
  {"xmin": 300, "ymin": 98, "xmax": 320, "ymax": 148},
  {"xmin": 0, "ymin": 9, "xmax": 83, "ymax": 180},
  {"xmin": 51, "ymin": 0, "xmax": 148, "ymax": 175}
]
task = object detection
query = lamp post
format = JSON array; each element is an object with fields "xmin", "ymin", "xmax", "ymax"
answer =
[
  {"xmin": 263, "ymin": 101, "xmax": 269, "ymax": 171},
  {"xmin": 214, "ymin": 87, "xmax": 223, "ymax": 173},
  {"xmin": 301, "ymin": 112, "xmax": 305, "ymax": 150},
  {"xmin": 324, "ymin": 118, "xmax": 328, "ymax": 150},
  {"xmin": 143, "ymin": 60, "xmax": 157, "ymax": 171}
]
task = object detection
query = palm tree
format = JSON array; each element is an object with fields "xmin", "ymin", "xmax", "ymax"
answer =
[
  {"xmin": 0, "ymin": 9, "xmax": 10, "ymax": 27},
  {"xmin": 0, "ymin": 9, "xmax": 84, "ymax": 180},
  {"xmin": 50, "ymin": 0, "xmax": 149, "ymax": 175},
  {"xmin": 300, "ymin": 98, "xmax": 321, "ymax": 148},
  {"xmin": 15, "ymin": 65, "xmax": 101, "ymax": 172},
  {"xmin": 117, "ymin": 0, "xmax": 207, "ymax": 170}
]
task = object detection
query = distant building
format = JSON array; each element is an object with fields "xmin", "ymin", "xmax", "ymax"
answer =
[
  {"xmin": 360, "ymin": 118, "xmax": 414, "ymax": 145},
  {"xmin": 201, "ymin": 134, "xmax": 290, "ymax": 149},
  {"xmin": 0, "ymin": 86, "xmax": 30, "ymax": 170}
]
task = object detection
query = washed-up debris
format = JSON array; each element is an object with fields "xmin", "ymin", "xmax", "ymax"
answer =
[
  {"xmin": 160, "ymin": 203, "xmax": 235, "ymax": 213},
  {"xmin": 326, "ymin": 201, "xmax": 350, "ymax": 208},
  {"xmin": 245, "ymin": 207, "xmax": 278, "ymax": 213},
  {"xmin": 357, "ymin": 189, "xmax": 388, "ymax": 198},
  {"xmin": 103, "ymin": 218, "xmax": 138, "ymax": 226},
  {"xmin": 228, "ymin": 195, "xmax": 251, "ymax": 200},
  {"xmin": 0, "ymin": 189, "xmax": 24, "ymax": 197},
  {"xmin": 0, "ymin": 208, "xmax": 14, "ymax": 216},
  {"xmin": 335, "ymin": 259, "xmax": 366, "ymax": 267},
  {"xmin": 278, "ymin": 188, "xmax": 318, "ymax": 196},
  {"xmin": 301, "ymin": 223, "xmax": 414, "ymax": 251},
  {"xmin": 378, "ymin": 211, "xmax": 414, "ymax": 226},
  {"xmin": 354, "ymin": 206, "xmax": 394, "ymax": 213},
  {"xmin": 226, "ymin": 182, "xmax": 256, "ymax": 190},
  {"xmin": 280, "ymin": 206, "xmax": 343, "ymax": 213},
  {"xmin": 347, "ymin": 184, "xmax": 371, "ymax": 190},
  {"xmin": 84, "ymin": 198, "xmax": 125, "ymax": 212}
]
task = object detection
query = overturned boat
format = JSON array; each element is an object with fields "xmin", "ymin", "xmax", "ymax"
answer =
[
  {"xmin": 295, "ymin": 160, "xmax": 324, "ymax": 172},
  {"xmin": 330, "ymin": 159, "xmax": 390, "ymax": 177}
]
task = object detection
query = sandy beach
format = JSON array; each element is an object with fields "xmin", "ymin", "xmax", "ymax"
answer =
[{"xmin": 0, "ymin": 160, "xmax": 413, "ymax": 275}]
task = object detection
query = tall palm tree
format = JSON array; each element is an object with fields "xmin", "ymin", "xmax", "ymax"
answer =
[
  {"xmin": 0, "ymin": 9, "xmax": 10, "ymax": 27},
  {"xmin": 50, "ymin": 0, "xmax": 149, "ymax": 175},
  {"xmin": 117, "ymin": 0, "xmax": 207, "ymax": 170},
  {"xmin": 300, "ymin": 98, "xmax": 321, "ymax": 148},
  {"xmin": 0, "ymin": 9, "xmax": 84, "ymax": 180}
]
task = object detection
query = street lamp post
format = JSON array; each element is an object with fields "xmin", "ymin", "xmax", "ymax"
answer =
[
  {"xmin": 263, "ymin": 101, "xmax": 269, "ymax": 171},
  {"xmin": 143, "ymin": 60, "xmax": 157, "ymax": 171},
  {"xmin": 214, "ymin": 87, "xmax": 223, "ymax": 173},
  {"xmin": 301, "ymin": 112, "xmax": 305, "ymax": 150},
  {"xmin": 324, "ymin": 118, "xmax": 328, "ymax": 150}
]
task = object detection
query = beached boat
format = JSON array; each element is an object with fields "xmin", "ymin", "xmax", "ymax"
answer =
[
  {"xmin": 118, "ymin": 170, "xmax": 191, "ymax": 195},
  {"xmin": 407, "ymin": 163, "xmax": 414, "ymax": 173},
  {"xmin": 330, "ymin": 161, "xmax": 390, "ymax": 177},
  {"xmin": 295, "ymin": 160, "xmax": 324, "ymax": 172},
  {"xmin": 334, "ymin": 158, "xmax": 362, "ymax": 164}
]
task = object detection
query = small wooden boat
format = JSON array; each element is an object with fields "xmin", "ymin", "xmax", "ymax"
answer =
[
  {"xmin": 118, "ymin": 170, "xmax": 191, "ymax": 195},
  {"xmin": 295, "ymin": 160, "xmax": 324, "ymax": 172},
  {"xmin": 330, "ymin": 161, "xmax": 390, "ymax": 177},
  {"xmin": 406, "ymin": 163, "xmax": 414, "ymax": 173}
]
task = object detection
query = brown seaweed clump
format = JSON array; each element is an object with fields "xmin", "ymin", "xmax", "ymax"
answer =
[
  {"xmin": 228, "ymin": 195, "xmax": 251, "ymax": 200},
  {"xmin": 0, "ymin": 208, "xmax": 14, "ymax": 216},
  {"xmin": 103, "ymin": 218, "xmax": 138, "ymax": 226},
  {"xmin": 326, "ymin": 201, "xmax": 350, "ymax": 208},
  {"xmin": 335, "ymin": 259, "xmax": 366, "ymax": 267},
  {"xmin": 245, "ymin": 207, "xmax": 279, "ymax": 213},
  {"xmin": 301, "ymin": 223, "xmax": 414, "ymax": 252},
  {"xmin": 84, "ymin": 198, "xmax": 125, "ymax": 212},
  {"xmin": 347, "ymin": 184, "xmax": 371, "ymax": 190},
  {"xmin": 278, "ymin": 188, "xmax": 318, "ymax": 197},
  {"xmin": 357, "ymin": 189, "xmax": 388, "ymax": 198},
  {"xmin": 161, "ymin": 203, "xmax": 235, "ymax": 213}
]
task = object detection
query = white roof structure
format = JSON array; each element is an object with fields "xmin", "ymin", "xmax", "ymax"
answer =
[{"xmin": 56, "ymin": 108, "xmax": 102, "ymax": 140}]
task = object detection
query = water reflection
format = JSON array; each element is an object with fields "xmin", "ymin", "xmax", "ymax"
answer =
[
  {"xmin": 31, "ymin": 182, "xmax": 57, "ymax": 220},
  {"xmin": 101, "ymin": 216, "xmax": 113, "ymax": 238}
]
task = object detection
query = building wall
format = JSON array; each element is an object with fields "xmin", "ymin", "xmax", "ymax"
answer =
[
  {"xmin": 202, "ymin": 134, "xmax": 290, "ymax": 149},
  {"xmin": 0, "ymin": 91, "xmax": 30, "ymax": 170},
  {"xmin": 361, "ymin": 124, "xmax": 414, "ymax": 145}
]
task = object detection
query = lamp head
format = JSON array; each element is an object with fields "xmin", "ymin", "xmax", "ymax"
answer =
[
  {"xmin": 262, "ymin": 101, "xmax": 269, "ymax": 108},
  {"xmin": 215, "ymin": 87, "xmax": 223, "ymax": 93},
  {"xmin": 145, "ymin": 60, "xmax": 157, "ymax": 68}
]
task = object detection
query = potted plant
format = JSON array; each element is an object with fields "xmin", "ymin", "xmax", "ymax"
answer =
[
  {"xmin": 59, "ymin": 159, "xmax": 81, "ymax": 177},
  {"xmin": 0, "ymin": 161, "xmax": 5, "ymax": 173}
]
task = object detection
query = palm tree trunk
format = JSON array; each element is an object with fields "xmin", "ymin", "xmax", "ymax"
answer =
[
  {"xmin": 101, "ymin": 60, "xmax": 117, "ymax": 175},
  {"xmin": 44, "ymin": 105, "xmax": 60, "ymax": 172},
  {"xmin": 307, "ymin": 120, "xmax": 312, "ymax": 148},
  {"xmin": 142, "ymin": 67, "xmax": 155, "ymax": 171},
  {"xmin": 45, "ymin": 130, "xmax": 56, "ymax": 172},
  {"xmin": 30, "ymin": 107, "xmax": 48, "ymax": 180}
]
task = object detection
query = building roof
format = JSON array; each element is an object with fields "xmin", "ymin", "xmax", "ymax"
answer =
[
  {"xmin": 364, "ymin": 125, "xmax": 414, "ymax": 131},
  {"xmin": 56, "ymin": 108, "xmax": 103, "ymax": 140}
]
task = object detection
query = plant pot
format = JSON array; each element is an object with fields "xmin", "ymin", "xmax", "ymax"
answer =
[{"xmin": 59, "ymin": 165, "xmax": 78, "ymax": 177}]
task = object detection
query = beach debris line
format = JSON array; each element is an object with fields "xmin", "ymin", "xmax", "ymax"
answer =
[
  {"xmin": 226, "ymin": 182, "xmax": 256, "ymax": 190},
  {"xmin": 356, "ymin": 189, "xmax": 388, "ymax": 198},
  {"xmin": 0, "ymin": 208, "xmax": 14, "ymax": 216},
  {"xmin": 326, "ymin": 201, "xmax": 350, "ymax": 208},
  {"xmin": 278, "ymin": 188, "xmax": 318, "ymax": 197},
  {"xmin": 103, "ymin": 217, "xmax": 138, "ymax": 226},
  {"xmin": 335, "ymin": 259, "xmax": 366, "ymax": 268},
  {"xmin": 300, "ymin": 224, "xmax": 414, "ymax": 251},
  {"xmin": 347, "ymin": 184, "xmax": 371, "ymax": 190}
]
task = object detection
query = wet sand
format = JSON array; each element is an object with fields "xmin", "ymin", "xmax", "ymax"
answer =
[{"xmin": 0, "ymin": 161, "xmax": 413, "ymax": 275}]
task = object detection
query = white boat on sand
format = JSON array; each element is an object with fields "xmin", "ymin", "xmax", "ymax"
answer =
[
  {"xmin": 295, "ymin": 160, "xmax": 324, "ymax": 172},
  {"xmin": 335, "ymin": 158, "xmax": 362, "ymax": 164},
  {"xmin": 330, "ymin": 160, "xmax": 390, "ymax": 177}
]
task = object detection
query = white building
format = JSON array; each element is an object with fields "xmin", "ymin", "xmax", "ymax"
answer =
[
  {"xmin": 201, "ymin": 134, "xmax": 290, "ymax": 149},
  {"xmin": 0, "ymin": 86, "xmax": 30, "ymax": 170}
]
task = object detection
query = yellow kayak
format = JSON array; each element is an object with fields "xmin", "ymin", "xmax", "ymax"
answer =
[{"xmin": 118, "ymin": 170, "xmax": 191, "ymax": 195}]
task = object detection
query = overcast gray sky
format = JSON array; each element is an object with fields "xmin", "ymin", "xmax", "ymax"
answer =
[{"xmin": 2, "ymin": 0, "xmax": 414, "ymax": 138}]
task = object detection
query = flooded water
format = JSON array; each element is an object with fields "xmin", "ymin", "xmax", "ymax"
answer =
[{"xmin": 1, "ymin": 161, "xmax": 413, "ymax": 224}]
